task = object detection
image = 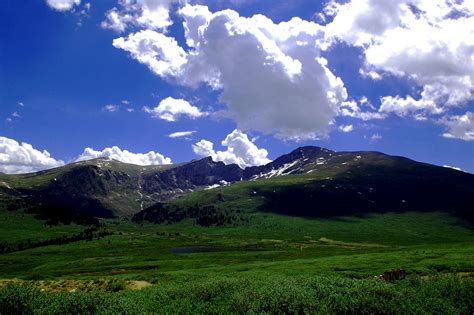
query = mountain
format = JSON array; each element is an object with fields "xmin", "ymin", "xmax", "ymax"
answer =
[
  {"xmin": 1, "ymin": 146, "xmax": 473, "ymax": 225},
  {"xmin": 0, "ymin": 157, "xmax": 243, "ymax": 219},
  {"xmin": 244, "ymin": 146, "xmax": 336, "ymax": 178},
  {"xmin": 134, "ymin": 147, "xmax": 474, "ymax": 225}
]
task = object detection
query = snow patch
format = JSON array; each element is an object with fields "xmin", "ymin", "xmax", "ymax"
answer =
[
  {"xmin": 254, "ymin": 160, "xmax": 301, "ymax": 179},
  {"xmin": 205, "ymin": 184, "xmax": 221, "ymax": 190},
  {"xmin": 316, "ymin": 157, "xmax": 326, "ymax": 165},
  {"xmin": 205, "ymin": 180, "xmax": 231, "ymax": 190},
  {"xmin": 0, "ymin": 181, "xmax": 12, "ymax": 189}
]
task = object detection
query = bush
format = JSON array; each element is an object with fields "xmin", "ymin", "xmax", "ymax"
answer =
[{"xmin": 0, "ymin": 275, "xmax": 473, "ymax": 314}]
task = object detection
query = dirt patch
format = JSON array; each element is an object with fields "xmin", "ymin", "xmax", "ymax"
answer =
[
  {"xmin": 260, "ymin": 239, "xmax": 284, "ymax": 243},
  {"xmin": 127, "ymin": 280, "xmax": 152, "ymax": 290}
]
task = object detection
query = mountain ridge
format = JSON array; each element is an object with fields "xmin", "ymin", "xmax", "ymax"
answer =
[{"xmin": 1, "ymin": 146, "xmax": 473, "ymax": 224}]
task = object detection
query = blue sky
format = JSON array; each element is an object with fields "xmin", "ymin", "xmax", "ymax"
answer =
[{"xmin": 0, "ymin": 0, "xmax": 473, "ymax": 173}]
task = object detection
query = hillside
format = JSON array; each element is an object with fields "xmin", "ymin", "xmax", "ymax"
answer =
[
  {"xmin": 0, "ymin": 157, "xmax": 242, "ymax": 221},
  {"xmin": 1, "ymin": 146, "xmax": 473, "ymax": 225},
  {"xmin": 135, "ymin": 147, "xmax": 474, "ymax": 225}
]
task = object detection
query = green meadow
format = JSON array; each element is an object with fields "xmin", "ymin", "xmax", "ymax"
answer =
[{"xmin": 0, "ymin": 209, "xmax": 473, "ymax": 313}]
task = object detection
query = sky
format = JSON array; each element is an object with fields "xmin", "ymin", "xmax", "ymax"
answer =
[{"xmin": 0, "ymin": 0, "xmax": 473, "ymax": 174}]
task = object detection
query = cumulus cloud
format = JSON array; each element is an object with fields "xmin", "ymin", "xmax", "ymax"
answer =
[
  {"xmin": 339, "ymin": 100, "xmax": 386, "ymax": 121},
  {"xmin": 326, "ymin": 0, "xmax": 474, "ymax": 113},
  {"xmin": 112, "ymin": 30, "xmax": 187, "ymax": 77},
  {"xmin": 168, "ymin": 130, "xmax": 196, "ymax": 138},
  {"xmin": 46, "ymin": 0, "xmax": 81, "ymax": 11},
  {"xmin": 101, "ymin": 0, "xmax": 177, "ymax": 32},
  {"xmin": 143, "ymin": 97, "xmax": 204, "ymax": 121},
  {"xmin": 379, "ymin": 95, "xmax": 443, "ymax": 119},
  {"xmin": 0, "ymin": 137, "xmax": 65, "ymax": 174},
  {"xmin": 440, "ymin": 112, "xmax": 474, "ymax": 141},
  {"xmin": 76, "ymin": 146, "xmax": 172, "ymax": 165},
  {"xmin": 192, "ymin": 129, "xmax": 271, "ymax": 168},
  {"xmin": 339, "ymin": 125, "xmax": 353, "ymax": 133},
  {"xmin": 113, "ymin": 5, "xmax": 348, "ymax": 140},
  {"xmin": 107, "ymin": 1, "xmax": 472, "ymax": 140}
]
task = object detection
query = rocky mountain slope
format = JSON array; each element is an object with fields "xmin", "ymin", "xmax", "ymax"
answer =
[
  {"xmin": 1, "ymin": 146, "xmax": 473, "ymax": 224},
  {"xmin": 135, "ymin": 147, "xmax": 474, "ymax": 225}
]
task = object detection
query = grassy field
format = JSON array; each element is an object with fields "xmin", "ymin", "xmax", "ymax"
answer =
[{"xmin": 0, "ymin": 209, "xmax": 473, "ymax": 313}]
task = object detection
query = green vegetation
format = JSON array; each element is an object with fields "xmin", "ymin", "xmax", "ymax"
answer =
[
  {"xmin": 0, "ymin": 209, "xmax": 473, "ymax": 313},
  {"xmin": 2, "ymin": 275, "xmax": 473, "ymax": 314},
  {"xmin": 224, "ymin": 167, "xmax": 472, "ymax": 219}
]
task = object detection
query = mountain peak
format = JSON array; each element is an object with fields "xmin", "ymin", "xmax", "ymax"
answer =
[
  {"xmin": 289, "ymin": 146, "xmax": 335, "ymax": 157},
  {"xmin": 194, "ymin": 156, "xmax": 214, "ymax": 163}
]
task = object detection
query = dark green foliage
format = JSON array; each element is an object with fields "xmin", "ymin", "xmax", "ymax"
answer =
[
  {"xmin": 0, "ymin": 227, "xmax": 112, "ymax": 254},
  {"xmin": 258, "ymin": 163, "xmax": 474, "ymax": 222},
  {"xmin": 104, "ymin": 280, "xmax": 126, "ymax": 292},
  {"xmin": 0, "ymin": 276, "xmax": 473, "ymax": 314},
  {"xmin": 132, "ymin": 203, "xmax": 246, "ymax": 227},
  {"xmin": 0, "ymin": 284, "xmax": 36, "ymax": 314},
  {"xmin": 30, "ymin": 202, "xmax": 101, "ymax": 226}
]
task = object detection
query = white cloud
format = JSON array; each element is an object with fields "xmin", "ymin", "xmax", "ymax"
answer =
[
  {"xmin": 143, "ymin": 97, "xmax": 204, "ymax": 121},
  {"xmin": 0, "ymin": 137, "xmax": 65, "ymax": 174},
  {"xmin": 370, "ymin": 133, "xmax": 382, "ymax": 141},
  {"xmin": 114, "ymin": 5, "xmax": 348, "ymax": 140},
  {"xmin": 339, "ymin": 100, "xmax": 386, "ymax": 121},
  {"xmin": 359, "ymin": 68, "xmax": 382, "ymax": 81},
  {"xmin": 168, "ymin": 130, "xmax": 196, "ymax": 138},
  {"xmin": 101, "ymin": 0, "xmax": 177, "ymax": 33},
  {"xmin": 76, "ymin": 146, "xmax": 172, "ymax": 165},
  {"xmin": 11, "ymin": 112, "xmax": 21, "ymax": 118},
  {"xmin": 339, "ymin": 125, "xmax": 353, "ymax": 133},
  {"xmin": 379, "ymin": 95, "xmax": 443, "ymax": 118},
  {"xmin": 5, "ymin": 118, "xmax": 12, "ymax": 123},
  {"xmin": 104, "ymin": 104, "xmax": 120, "ymax": 112},
  {"xmin": 192, "ymin": 129, "xmax": 271, "ymax": 168},
  {"xmin": 46, "ymin": 0, "xmax": 81, "ymax": 11},
  {"xmin": 192, "ymin": 140, "xmax": 214, "ymax": 158},
  {"xmin": 326, "ymin": 0, "xmax": 474, "ymax": 112},
  {"xmin": 121, "ymin": 100, "xmax": 130, "ymax": 105},
  {"xmin": 440, "ymin": 112, "xmax": 474, "ymax": 141},
  {"xmin": 112, "ymin": 30, "xmax": 187, "ymax": 77},
  {"xmin": 17, "ymin": 102, "xmax": 24, "ymax": 107}
]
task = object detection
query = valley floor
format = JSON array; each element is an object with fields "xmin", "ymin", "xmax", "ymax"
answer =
[{"xmin": 0, "ymin": 211, "xmax": 473, "ymax": 313}]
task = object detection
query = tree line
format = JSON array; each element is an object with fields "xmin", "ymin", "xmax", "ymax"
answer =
[{"xmin": 0, "ymin": 227, "xmax": 112, "ymax": 254}]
